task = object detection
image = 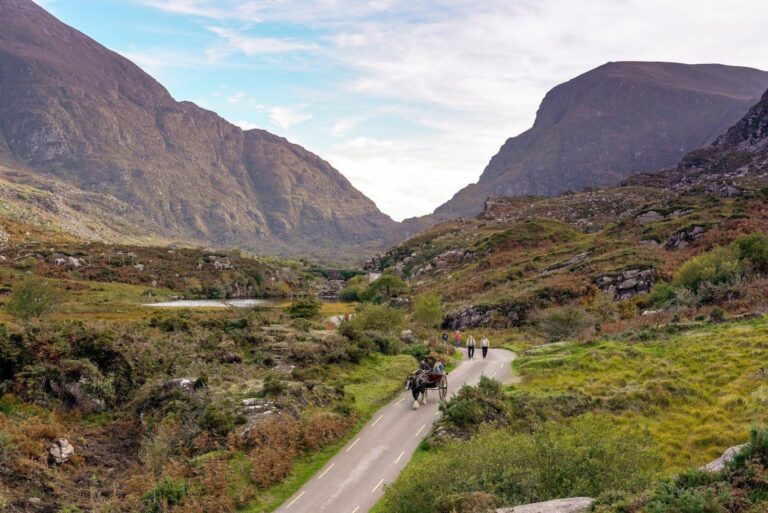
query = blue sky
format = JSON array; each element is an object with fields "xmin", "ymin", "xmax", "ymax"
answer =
[{"xmin": 36, "ymin": 0, "xmax": 768, "ymax": 220}]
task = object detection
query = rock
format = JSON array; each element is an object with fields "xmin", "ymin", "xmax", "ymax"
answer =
[
  {"xmin": 400, "ymin": 329, "xmax": 417, "ymax": 344},
  {"xmin": 636, "ymin": 210, "xmax": 664, "ymax": 224},
  {"xmin": 68, "ymin": 256, "xmax": 81, "ymax": 268},
  {"xmin": 48, "ymin": 438, "xmax": 74, "ymax": 465},
  {"xmin": 497, "ymin": 497, "xmax": 594, "ymax": 513},
  {"xmin": 700, "ymin": 444, "xmax": 747, "ymax": 472},
  {"xmin": 163, "ymin": 377, "xmax": 198, "ymax": 391},
  {"xmin": 597, "ymin": 268, "xmax": 653, "ymax": 300},
  {"xmin": 617, "ymin": 278, "xmax": 638, "ymax": 290},
  {"xmin": 642, "ymin": 309, "xmax": 664, "ymax": 316},
  {"xmin": 48, "ymin": 378, "xmax": 106, "ymax": 413},
  {"xmin": 28, "ymin": 497, "xmax": 42, "ymax": 506},
  {"xmin": 666, "ymin": 225, "xmax": 707, "ymax": 250},
  {"xmin": 272, "ymin": 363, "xmax": 295, "ymax": 374}
]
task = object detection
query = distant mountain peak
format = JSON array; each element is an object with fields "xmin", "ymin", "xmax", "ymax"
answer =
[{"xmin": 428, "ymin": 61, "xmax": 768, "ymax": 221}]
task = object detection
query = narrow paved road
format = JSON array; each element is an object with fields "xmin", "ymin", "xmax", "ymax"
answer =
[{"xmin": 274, "ymin": 348, "xmax": 516, "ymax": 513}]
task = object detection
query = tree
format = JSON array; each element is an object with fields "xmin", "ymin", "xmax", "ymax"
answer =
[
  {"xmin": 411, "ymin": 294, "xmax": 443, "ymax": 329},
  {"xmin": 360, "ymin": 275, "xmax": 406, "ymax": 303},
  {"xmin": 287, "ymin": 297, "xmax": 321, "ymax": 319},
  {"xmin": 6, "ymin": 276, "xmax": 64, "ymax": 320}
]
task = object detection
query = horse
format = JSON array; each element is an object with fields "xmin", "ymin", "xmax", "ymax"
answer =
[{"xmin": 405, "ymin": 370, "xmax": 429, "ymax": 409}]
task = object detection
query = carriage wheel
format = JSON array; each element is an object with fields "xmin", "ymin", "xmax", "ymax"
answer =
[{"xmin": 438, "ymin": 375, "xmax": 448, "ymax": 401}]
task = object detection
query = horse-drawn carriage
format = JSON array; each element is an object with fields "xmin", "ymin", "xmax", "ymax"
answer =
[{"xmin": 405, "ymin": 355, "xmax": 448, "ymax": 408}]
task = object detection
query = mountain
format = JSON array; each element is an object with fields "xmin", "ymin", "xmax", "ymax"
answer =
[
  {"xmin": 0, "ymin": 0, "xmax": 395, "ymax": 262},
  {"xmin": 377, "ymin": 85, "xmax": 768, "ymax": 329},
  {"xmin": 428, "ymin": 61, "xmax": 768, "ymax": 220}
]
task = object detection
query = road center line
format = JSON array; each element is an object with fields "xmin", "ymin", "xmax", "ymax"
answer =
[
  {"xmin": 286, "ymin": 491, "xmax": 305, "ymax": 508},
  {"xmin": 396, "ymin": 397, "xmax": 406, "ymax": 405},
  {"xmin": 372, "ymin": 414, "xmax": 384, "ymax": 427},
  {"xmin": 394, "ymin": 450, "xmax": 405, "ymax": 464},
  {"xmin": 371, "ymin": 479, "xmax": 385, "ymax": 493},
  {"xmin": 346, "ymin": 437, "xmax": 360, "ymax": 452},
  {"xmin": 414, "ymin": 424, "xmax": 426, "ymax": 437},
  {"xmin": 351, "ymin": 507, "xmax": 360, "ymax": 513},
  {"xmin": 499, "ymin": 362, "xmax": 504, "ymax": 368},
  {"xmin": 317, "ymin": 463, "xmax": 335, "ymax": 479},
  {"xmin": 490, "ymin": 372, "xmax": 497, "ymax": 378}
]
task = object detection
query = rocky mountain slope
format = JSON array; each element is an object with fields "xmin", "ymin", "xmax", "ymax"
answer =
[
  {"xmin": 376, "ymin": 86, "xmax": 768, "ymax": 328},
  {"xmin": 0, "ymin": 0, "xmax": 396, "ymax": 263},
  {"xmin": 427, "ymin": 61, "xmax": 768, "ymax": 221}
]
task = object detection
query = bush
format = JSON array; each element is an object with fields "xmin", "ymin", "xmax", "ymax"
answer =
[
  {"xmin": 734, "ymin": 233, "xmax": 768, "ymax": 273},
  {"xmin": 536, "ymin": 305, "xmax": 593, "ymax": 342},
  {"xmin": 672, "ymin": 246, "xmax": 741, "ymax": 293},
  {"xmin": 709, "ymin": 307, "xmax": 725, "ymax": 323},
  {"xmin": 287, "ymin": 297, "xmax": 321, "ymax": 319},
  {"xmin": 379, "ymin": 415, "xmax": 662, "ymax": 513},
  {"xmin": 411, "ymin": 294, "xmax": 443, "ymax": 329},
  {"xmin": 360, "ymin": 275, "xmax": 406, "ymax": 303},
  {"xmin": 142, "ymin": 476, "xmax": 186, "ymax": 513},
  {"xmin": 197, "ymin": 403, "xmax": 236, "ymax": 436},
  {"xmin": 347, "ymin": 304, "xmax": 404, "ymax": 333},
  {"xmin": 5, "ymin": 276, "xmax": 64, "ymax": 320}
]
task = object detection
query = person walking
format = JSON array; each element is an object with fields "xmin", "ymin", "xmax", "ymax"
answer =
[
  {"xmin": 442, "ymin": 332, "xmax": 449, "ymax": 346},
  {"xmin": 466, "ymin": 334, "xmax": 476, "ymax": 359},
  {"xmin": 481, "ymin": 335, "xmax": 490, "ymax": 359},
  {"xmin": 454, "ymin": 330, "xmax": 462, "ymax": 348}
]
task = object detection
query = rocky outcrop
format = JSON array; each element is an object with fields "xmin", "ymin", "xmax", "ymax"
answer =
[
  {"xmin": 497, "ymin": 497, "xmax": 594, "ymax": 513},
  {"xmin": 597, "ymin": 268, "xmax": 654, "ymax": 300},
  {"xmin": 666, "ymin": 226, "xmax": 707, "ymax": 250},
  {"xmin": 445, "ymin": 302, "xmax": 527, "ymax": 329},
  {"xmin": 700, "ymin": 444, "xmax": 747, "ymax": 472}
]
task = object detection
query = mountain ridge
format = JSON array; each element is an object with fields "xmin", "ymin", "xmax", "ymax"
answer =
[
  {"xmin": 425, "ymin": 61, "xmax": 768, "ymax": 221},
  {"xmin": 0, "ymin": 0, "xmax": 396, "ymax": 263}
]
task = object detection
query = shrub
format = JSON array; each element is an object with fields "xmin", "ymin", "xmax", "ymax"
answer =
[
  {"xmin": 709, "ymin": 307, "xmax": 725, "ymax": 323},
  {"xmin": 442, "ymin": 376, "xmax": 507, "ymax": 431},
  {"xmin": 301, "ymin": 412, "xmax": 353, "ymax": 451},
  {"xmin": 198, "ymin": 403, "xmax": 236, "ymax": 436},
  {"xmin": 142, "ymin": 476, "xmax": 186, "ymax": 513},
  {"xmin": 5, "ymin": 276, "xmax": 64, "ymax": 320},
  {"xmin": 734, "ymin": 233, "xmax": 768, "ymax": 273},
  {"xmin": 287, "ymin": 297, "xmax": 321, "ymax": 319},
  {"xmin": 360, "ymin": 275, "xmax": 407, "ymax": 303},
  {"xmin": 672, "ymin": 246, "xmax": 741, "ymax": 293},
  {"xmin": 379, "ymin": 414, "xmax": 662, "ymax": 513},
  {"xmin": 536, "ymin": 305, "xmax": 593, "ymax": 342},
  {"xmin": 411, "ymin": 294, "xmax": 443, "ymax": 329},
  {"xmin": 348, "ymin": 304, "xmax": 404, "ymax": 333}
]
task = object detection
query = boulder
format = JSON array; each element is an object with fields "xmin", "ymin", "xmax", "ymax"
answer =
[
  {"xmin": 666, "ymin": 225, "xmax": 706, "ymax": 250},
  {"xmin": 47, "ymin": 438, "xmax": 74, "ymax": 465},
  {"xmin": 700, "ymin": 444, "xmax": 747, "ymax": 472},
  {"xmin": 400, "ymin": 329, "xmax": 417, "ymax": 344},
  {"xmin": 497, "ymin": 497, "xmax": 594, "ymax": 513},
  {"xmin": 636, "ymin": 210, "xmax": 664, "ymax": 224}
]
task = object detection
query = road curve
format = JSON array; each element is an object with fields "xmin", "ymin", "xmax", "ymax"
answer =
[{"xmin": 274, "ymin": 348, "xmax": 517, "ymax": 513}]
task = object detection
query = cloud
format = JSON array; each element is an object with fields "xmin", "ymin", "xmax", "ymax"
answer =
[
  {"xmin": 269, "ymin": 106, "xmax": 313, "ymax": 129},
  {"xmin": 133, "ymin": 0, "xmax": 768, "ymax": 220},
  {"xmin": 207, "ymin": 26, "xmax": 318, "ymax": 56},
  {"xmin": 236, "ymin": 120, "xmax": 260, "ymax": 130}
]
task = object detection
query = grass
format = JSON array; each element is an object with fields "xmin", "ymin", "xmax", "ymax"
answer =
[
  {"xmin": 244, "ymin": 353, "xmax": 415, "ymax": 512},
  {"xmin": 512, "ymin": 315, "xmax": 768, "ymax": 471}
]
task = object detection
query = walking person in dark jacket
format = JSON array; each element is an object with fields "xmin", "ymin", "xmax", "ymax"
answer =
[{"xmin": 481, "ymin": 336, "xmax": 490, "ymax": 358}]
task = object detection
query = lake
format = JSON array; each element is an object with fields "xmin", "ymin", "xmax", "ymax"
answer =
[{"xmin": 144, "ymin": 298, "xmax": 288, "ymax": 309}]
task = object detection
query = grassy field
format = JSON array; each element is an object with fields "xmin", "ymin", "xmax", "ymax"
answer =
[{"xmin": 512, "ymin": 315, "xmax": 768, "ymax": 471}]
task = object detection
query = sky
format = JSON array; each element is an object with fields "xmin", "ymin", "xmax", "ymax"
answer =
[{"xmin": 35, "ymin": 0, "xmax": 768, "ymax": 221}]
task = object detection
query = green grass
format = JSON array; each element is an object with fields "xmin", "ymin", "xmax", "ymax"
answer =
[
  {"xmin": 512, "ymin": 316, "xmax": 768, "ymax": 471},
  {"xmin": 244, "ymin": 354, "xmax": 416, "ymax": 512}
]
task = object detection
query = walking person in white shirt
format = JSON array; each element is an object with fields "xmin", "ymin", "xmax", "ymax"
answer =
[
  {"xmin": 466, "ymin": 334, "xmax": 476, "ymax": 359},
  {"xmin": 481, "ymin": 336, "xmax": 490, "ymax": 359}
]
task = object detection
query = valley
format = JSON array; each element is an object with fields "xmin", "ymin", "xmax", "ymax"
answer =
[{"xmin": 1, "ymin": 1, "xmax": 768, "ymax": 513}]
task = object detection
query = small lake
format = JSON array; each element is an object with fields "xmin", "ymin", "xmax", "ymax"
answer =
[{"xmin": 144, "ymin": 298, "xmax": 288, "ymax": 309}]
